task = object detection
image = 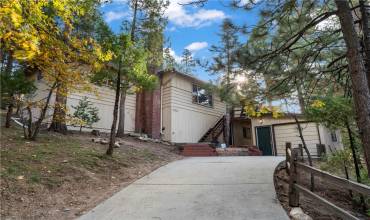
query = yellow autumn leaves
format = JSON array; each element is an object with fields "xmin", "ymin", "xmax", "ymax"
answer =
[
  {"xmin": 311, "ymin": 100, "xmax": 325, "ymax": 108},
  {"xmin": 0, "ymin": 0, "xmax": 113, "ymax": 94},
  {"xmin": 244, "ymin": 104, "xmax": 284, "ymax": 118},
  {"xmin": 0, "ymin": 1, "xmax": 41, "ymax": 60}
]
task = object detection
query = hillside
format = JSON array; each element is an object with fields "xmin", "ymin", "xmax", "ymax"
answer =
[{"xmin": 0, "ymin": 116, "xmax": 181, "ymax": 219}]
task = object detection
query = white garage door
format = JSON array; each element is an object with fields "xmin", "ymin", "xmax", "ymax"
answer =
[{"xmin": 274, "ymin": 122, "xmax": 320, "ymax": 156}]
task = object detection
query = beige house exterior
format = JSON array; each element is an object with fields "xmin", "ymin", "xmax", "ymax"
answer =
[
  {"xmin": 232, "ymin": 115, "xmax": 343, "ymax": 157},
  {"xmin": 160, "ymin": 71, "xmax": 226, "ymax": 143},
  {"xmin": 31, "ymin": 71, "xmax": 226, "ymax": 143},
  {"xmin": 33, "ymin": 80, "xmax": 137, "ymax": 133},
  {"xmin": 31, "ymin": 70, "xmax": 342, "ymax": 157}
]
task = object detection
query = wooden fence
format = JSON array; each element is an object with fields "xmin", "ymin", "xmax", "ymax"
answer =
[{"xmin": 285, "ymin": 142, "xmax": 370, "ymax": 220}]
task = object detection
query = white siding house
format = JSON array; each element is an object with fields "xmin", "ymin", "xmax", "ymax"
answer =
[
  {"xmin": 31, "ymin": 71, "xmax": 342, "ymax": 156},
  {"xmin": 161, "ymin": 71, "xmax": 226, "ymax": 143},
  {"xmin": 32, "ymin": 80, "xmax": 136, "ymax": 133}
]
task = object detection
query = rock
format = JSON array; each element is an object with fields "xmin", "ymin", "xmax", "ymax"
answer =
[
  {"xmin": 290, "ymin": 207, "xmax": 313, "ymax": 220},
  {"xmin": 128, "ymin": 133, "xmax": 141, "ymax": 137},
  {"xmin": 100, "ymin": 139, "xmax": 108, "ymax": 144},
  {"xmin": 16, "ymin": 175, "xmax": 24, "ymax": 180},
  {"xmin": 114, "ymin": 142, "xmax": 120, "ymax": 148},
  {"xmin": 91, "ymin": 129, "xmax": 100, "ymax": 136},
  {"xmin": 138, "ymin": 136, "xmax": 148, "ymax": 141},
  {"xmin": 63, "ymin": 208, "xmax": 70, "ymax": 212},
  {"xmin": 92, "ymin": 138, "xmax": 102, "ymax": 143},
  {"xmin": 162, "ymin": 141, "xmax": 171, "ymax": 146},
  {"xmin": 62, "ymin": 159, "xmax": 68, "ymax": 163}
]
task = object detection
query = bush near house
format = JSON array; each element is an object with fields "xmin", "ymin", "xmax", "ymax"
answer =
[{"xmin": 71, "ymin": 97, "xmax": 100, "ymax": 132}]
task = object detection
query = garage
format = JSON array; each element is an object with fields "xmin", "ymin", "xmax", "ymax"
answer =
[{"xmin": 272, "ymin": 122, "xmax": 321, "ymax": 156}]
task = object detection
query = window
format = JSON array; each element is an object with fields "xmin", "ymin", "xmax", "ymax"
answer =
[
  {"xmin": 331, "ymin": 131, "xmax": 337, "ymax": 142},
  {"xmin": 242, "ymin": 127, "xmax": 251, "ymax": 139},
  {"xmin": 192, "ymin": 84, "xmax": 213, "ymax": 107}
]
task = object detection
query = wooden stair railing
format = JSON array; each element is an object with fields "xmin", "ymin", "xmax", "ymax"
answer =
[
  {"xmin": 199, "ymin": 116, "xmax": 225, "ymax": 142},
  {"xmin": 232, "ymin": 107, "xmax": 246, "ymax": 118}
]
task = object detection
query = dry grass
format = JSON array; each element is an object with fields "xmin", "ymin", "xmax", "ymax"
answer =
[{"xmin": 0, "ymin": 117, "xmax": 181, "ymax": 219}]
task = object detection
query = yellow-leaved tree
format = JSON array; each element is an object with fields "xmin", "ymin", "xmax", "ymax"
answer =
[{"xmin": 0, "ymin": 0, "xmax": 112, "ymax": 140}]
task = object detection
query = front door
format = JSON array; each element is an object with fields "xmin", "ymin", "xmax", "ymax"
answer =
[{"xmin": 256, "ymin": 126, "xmax": 273, "ymax": 155}]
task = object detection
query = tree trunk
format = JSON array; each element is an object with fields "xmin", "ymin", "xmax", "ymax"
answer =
[
  {"xmin": 293, "ymin": 115, "xmax": 315, "ymax": 191},
  {"xmin": 5, "ymin": 102, "xmax": 13, "ymax": 128},
  {"xmin": 116, "ymin": 88, "xmax": 127, "ymax": 137},
  {"xmin": 224, "ymin": 105, "xmax": 231, "ymax": 146},
  {"xmin": 131, "ymin": 0, "xmax": 138, "ymax": 42},
  {"xmin": 345, "ymin": 120, "xmax": 367, "ymax": 211},
  {"xmin": 346, "ymin": 121, "xmax": 362, "ymax": 183},
  {"xmin": 107, "ymin": 60, "xmax": 121, "ymax": 156},
  {"xmin": 335, "ymin": 0, "xmax": 370, "ymax": 176},
  {"xmin": 30, "ymin": 83, "xmax": 57, "ymax": 140},
  {"xmin": 5, "ymin": 50, "xmax": 13, "ymax": 75},
  {"xmin": 0, "ymin": 41, "xmax": 6, "ymax": 72},
  {"xmin": 4, "ymin": 51, "xmax": 14, "ymax": 127},
  {"xmin": 296, "ymin": 83, "xmax": 305, "ymax": 114},
  {"xmin": 24, "ymin": 106, "xmax": 33, "ymax": 139},
  {"xmin": 359, "ymin": 0, "xmax": 370, "ymax": 90},
  {"xmin": 49, "ymin": 84, "xmax": 68, "ymax": 134}
]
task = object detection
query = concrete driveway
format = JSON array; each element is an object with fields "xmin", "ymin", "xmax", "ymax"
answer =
[{"xmin": 79, "ymin": 157, "xmax": 289, "ymax": 220}]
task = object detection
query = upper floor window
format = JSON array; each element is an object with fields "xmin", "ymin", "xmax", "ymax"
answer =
[
  {"xmin": 192, "ymin": 84, "xmax": 213, "ymax": 107},
  {"xmin": 330, "ymin": 131, "xmax": 337, "ymax": 142}
]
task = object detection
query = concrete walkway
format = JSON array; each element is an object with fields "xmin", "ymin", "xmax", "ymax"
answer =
[{"xmin": 79, "ymin": 157, "xmax": 289, "ymax": 220}]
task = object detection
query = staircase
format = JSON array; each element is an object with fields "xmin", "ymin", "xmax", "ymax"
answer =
[
  {"xmin": 182, "ymin": 143, "xmax": 218, "ymax": 156},
  {"xmin": 198, "ymin": 116, "xmax": 225, "ymax": 142}
]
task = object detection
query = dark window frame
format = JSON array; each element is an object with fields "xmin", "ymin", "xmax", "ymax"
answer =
[
  {"xmin": 242, "ymin": 127, "xmax": 251, "ymax": 139},
  {"xmin": 192, "ymin": 84, "xmax": 213, "ymax": 108},
  {"xmin": 330, "ymin": 131, "xmax": 337, "ymax": 142}
]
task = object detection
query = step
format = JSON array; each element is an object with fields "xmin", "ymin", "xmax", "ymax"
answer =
[
  {"xmin": 182, "ymin": 143, "xmax": 218, "ymax": 156},
  {"xmin": 182, "ymin": 152, "xmax": 218, "ymax": 156}
]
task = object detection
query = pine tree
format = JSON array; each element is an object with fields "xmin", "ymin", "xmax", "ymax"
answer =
[
  {"xmin": 208, "ymin": 18, "xmax": 241, "ymax": 146},
  {"xmin": 116, "ymin": 0, "xmax": 169, "ymax": 138},
  {"xmin": 181, "ymin": 49, "xmax": 196, "ymax": 74},
  {"xmin": 71, "ymin": 97, "xmax": 100, "ymax": 132}
]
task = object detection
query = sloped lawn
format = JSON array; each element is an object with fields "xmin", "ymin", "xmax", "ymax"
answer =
[{"xmin": 0, "ymin": 119, "xmax": 181, "ymax": 219}]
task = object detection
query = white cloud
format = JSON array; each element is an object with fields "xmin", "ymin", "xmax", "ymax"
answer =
[
  {"xmin": 104, "ymin": 11, "xmax": 128, "ymax": 23},
  {"xmin": 167, "ymin": 26, "xmax": 177, "ymax": 32},
  {"xmin": 166, "ymin": 48, "xmax": 182, "ymax": 62},
  {"xmin": 240, "ymin": 0, "xmax": 261, "ymax": 5},
  {"xmin": 185, "ymin": 41, "xmax": 208, "ymax": 52},
  {"xmin": 165, "ymin": 0, "xmax": 226, "ymax": 28}
]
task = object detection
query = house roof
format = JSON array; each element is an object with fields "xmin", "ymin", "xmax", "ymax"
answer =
[{"xmin": 158, "ymin": 69, "xmax": 208, "ymax": 85}]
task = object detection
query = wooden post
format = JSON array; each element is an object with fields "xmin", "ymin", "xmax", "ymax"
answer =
[
  {"xmin": 289, "ymin": 148, "xmax": 300, "ymax": 207},
  {"xmin": 298, "ymin": 144, "xmax": 304, "ymax": 162},
  {"xmin": 286, "ymin": 142, "xmax": 292, "ymax": 175}
]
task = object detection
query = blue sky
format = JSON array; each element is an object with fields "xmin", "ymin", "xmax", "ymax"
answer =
[{"xmin": 100, "ymin": 0, "xmax": 261, "ymax": 81}]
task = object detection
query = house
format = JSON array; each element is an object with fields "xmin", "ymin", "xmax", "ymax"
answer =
[
  {"xmin": 159, "ymin": 70, "xmax": 226, "ymax": 143},
  {"xmin": 228, "ymin": 113, "xmax": 343, "ymax": 156},
  {"xmin": 31, "ymin": 69, "xmax": 342, "ymax": 156}
]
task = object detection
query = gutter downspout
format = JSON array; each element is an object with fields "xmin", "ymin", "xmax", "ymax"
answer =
[{"xmin": 160, "ymin": 74, "xmax": 163, "ymax": 140}]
